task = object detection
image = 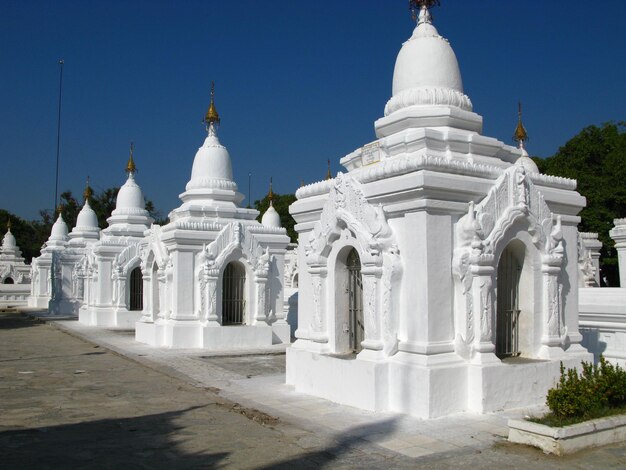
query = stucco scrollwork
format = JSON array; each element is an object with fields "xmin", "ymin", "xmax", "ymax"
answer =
[
  {"xmin": 305, "ymin": 173, "xmax": 393, "ymax": 266},
  {"xmin": 453, "ymin": 164, "xmax": 566, "ymax": 356},
  {"xmin": 304, "ymin": 173, "xmax": 400, "ymax": 353}
]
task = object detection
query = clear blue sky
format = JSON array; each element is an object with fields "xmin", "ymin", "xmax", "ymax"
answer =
[{"xmin": 1, "ymin": 0, "xmax": 625, "ymax": 221}]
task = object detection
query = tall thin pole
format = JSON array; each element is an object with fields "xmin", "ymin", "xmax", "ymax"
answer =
[
  {"xmin": 53, "ymin": 59, "xmax": 64, "ymax": 213},
  {"xmin": 247, "ymin": 172, "xmax": 252, "ymax": 209}
]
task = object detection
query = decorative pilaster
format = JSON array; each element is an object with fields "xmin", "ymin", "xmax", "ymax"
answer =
[
  {"xmin": 141, "ymin": 270, "xmax": 152, "ymax": 321},
  {"xmin": 610, "ymin": 219, "xmax": 626, "ymax": 287},
  {"xmin": 308, "ymin": 265, "xmax": 328, "ymax": 343},
  {"xmin": 160, "ymin": 259, "xmax": 172, "ymax": 320},
  {"xmin": 468, "ymin": 253, "xmax": 498, "ymax": 363},
  {"xmin": 539, "ymin": 253, "xmax": 565, "ymax": 357},
  {"xmin": 111, "ymin": 264, "xmax": 125, "ymax": 308},
  {"xmin": 198, "ymin": 263, "xmax": 219, "ymax": 324},
  {"xmin": 361, "ymin": 264, "xmax": 383, "ymax": 351}
]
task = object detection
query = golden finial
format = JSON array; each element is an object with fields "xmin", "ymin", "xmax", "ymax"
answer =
[
  {"xmin": 126, "ymin": 142, "xmax": 137, "ymax": 174},
  {"xmin": 56, "ymin": 204, "xmax": 64, "ymax": 215},
  {"xmin": 300, "ymin": 179, "xmax": 305, "ymax": 188},
  {"xmin": 325, "ymin": 159, "xmax": 332, "ymax": 180},
  {"xmin": 268, "ymin": 177, "xmax": 274, "ymax": 203},
  {"xmin": 83, "ymin": 176, "xmax": 93, "ymax": 201},
  {"xmin": 204, "ymin": 81, "xmax": 220, "ymax": 127},
  {"xmin": 513, "ymin": 101, "xmax": 529, "ymax": 145}
]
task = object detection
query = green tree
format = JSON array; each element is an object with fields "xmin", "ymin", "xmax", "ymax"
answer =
[
  {"xmin": 254, "ymin": 193, "xmax": 297, "ymax": 242},
  {"xmin": 535, "ymin": 122, "xmax": 626, "ymax": 286},
  {"xmin": 0, "ymin": 210, "xmax": 48, "ymax": 263},
  {"xmin": 0, "ymin": 187, "xmax": 164, "ymax": 262}
]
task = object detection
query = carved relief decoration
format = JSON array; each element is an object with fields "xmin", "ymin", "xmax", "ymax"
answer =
[
  {"xmin": 197, "ymin": 222, "xmax": 273, "ymax": 322},
  {"xmin": 453, "ymin": 165, "xmax": 566, "ymax": 356},
  {"xmin": 305, "ymin": 173, "xmax": 393, "ymax": 266},
  {"xmin": 304, "ymin": 173, "xmax": 401, "ymax": 354}
]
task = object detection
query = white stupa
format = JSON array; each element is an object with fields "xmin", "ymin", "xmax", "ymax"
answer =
[
  {"xmin": 136, "ymin": 84, "xmax": 291, "ymax": 349},
  {"xmin": 49, "ymin": 180, "xmax": 102, "ymax": 315},
  {"xmin": 287, "ymin": 1, "xmax": 591, "ymax": 418},
  {"xmin": 79, "ymin": 145, "xmax": 153, "ymax": 327},
  {"xmin": 28, "ymin": 210, "xmax": 69, "ymax": 308},
  {"xmin": 261, "ymin": 179, "xmax": 282, "ymax": 228},
  {"xmin": 0, "ymin": 220, "xmax": 32, "ymax": 307}
]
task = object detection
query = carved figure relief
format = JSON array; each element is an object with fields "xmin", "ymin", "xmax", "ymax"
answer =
[
  {"xmin": 453, "ymin": 165, "xmax": 566, "ymax": 357},
  {"xmin": 304, "ymin": 174, "xmax": 400, "ymax": 351}
]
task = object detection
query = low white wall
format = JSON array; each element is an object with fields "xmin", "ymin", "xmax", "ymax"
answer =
[
  {"xmin": 579, "ymin": 287, "xmax": 626, "ymax": 366},
  {"xmin": 0, "ymin": 284, "xmax": 31, "ymax": 307}
]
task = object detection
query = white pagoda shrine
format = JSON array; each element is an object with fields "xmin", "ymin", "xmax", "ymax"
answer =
[
  {"xmin": 28, "ymin": 211, "xmax": 69, "ymax": 309},
  {"xmin": 135, "ymin": 86, "xmax": 291, "ymax": 349},
  {"xmin": 286, "ymin": 1, "xmax": 592, "ymax": 418},
  {"xmin": 0, "ymin": 220, "xmax": 32, "ymax": 307},
  {"xmin": 49, "ymin": 180, "xmax": 101, "ymax": 315},
  {"xmin": 78, "ymin": 146, "xmax": 153, "ymax": 327}
]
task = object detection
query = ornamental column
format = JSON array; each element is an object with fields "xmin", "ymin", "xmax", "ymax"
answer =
[
  {"xmin": 469, "ymin": 255, "xmax": 497, "ymax": 363},
  {"xmin": 539, "ymin": 253, "xmax": 565, "ymax": 358},
  {"xmin": 307, "ymin": 264, "xmax": 329, "ymax": 343},
  {"xmin": 360, "ymin": 263, "xmax": 384, "ymax": 352},
  {"xmin": 580, "ymin": 232, "xmax": 602, "ymax": 286},
  {"xmin": 610, "ymin": 218, "xmax": 626, "ymax": 287},
  {"xmin": 141, "ymin": 268, "xmax": 152, "ymax": 321},
  {"xmin": 199, "ymin": 264, "xmax": 219, "ymax": 324}
]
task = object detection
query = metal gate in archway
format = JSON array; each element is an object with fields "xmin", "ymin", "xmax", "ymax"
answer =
[
  {"xmin": 129, "ymin": 267, "xmax": 143, "ymax": 311},
  {"xmin": 222, "ymin": 262, "xmax": 246, "ymax": 325},
  {"xmin": 347, "ymin": 248, "xmax": 364, "ymax": 353},
  {"xmin": 496, "ymin": 246, "xmax": 521, "ymax": 358}
]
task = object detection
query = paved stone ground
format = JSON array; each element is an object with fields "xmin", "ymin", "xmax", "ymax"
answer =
[{"xmin": 2, "ymin": 311, "xmax": 626, "ymax": 469}]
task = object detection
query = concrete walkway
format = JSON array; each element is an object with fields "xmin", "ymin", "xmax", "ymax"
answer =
[{"xmin": 3, "ymin": 310, "xmax": 626, "ymax": 468}]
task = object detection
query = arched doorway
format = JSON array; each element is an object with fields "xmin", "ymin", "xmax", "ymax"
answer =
[
  {"xmin": 3, "ymin": 277, "xmax": 14, "ymax": 285},
  {"xmin": 292, "ymin": 273, "xmax": 299, "ymax": 288},
  {"xmin": 496, "ymin": 243, "xmax": 523, "ymax": 359},
  {"xmin": 347, "ymin": 248, "xmax": 364, "ymax": 353},
  {"xmin": 222, "ymin": 262, "xmax": 246, "ymax": 325},
  {"xmin": 129, "ymin": 267, "xmax": 143, "ymax": 311}
]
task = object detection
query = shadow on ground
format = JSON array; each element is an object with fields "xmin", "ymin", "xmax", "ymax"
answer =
[
  {"xmin": 0, "ymin": 312, "xmax": 41, "ymax": 330},
  {"xmin": 261, "ymin": 418, "xmax": 404, "ymax": 469},
  {"xmin": 0, "ymin": 406, "xmax": 229, "ymax": 469}
]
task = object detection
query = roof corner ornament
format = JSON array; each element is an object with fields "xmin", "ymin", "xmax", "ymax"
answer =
[
  {"xmin": 409, "ymin": 0, "xmax": 440, "ymax": 23},
  {"xmin": 204, "ymin": 81, "xmax": 221, "ymax": 134}
]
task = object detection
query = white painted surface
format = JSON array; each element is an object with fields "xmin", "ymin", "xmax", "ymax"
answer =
[
  {"xmin": 287, "ymin": 3, "xmax": 591, "ymax": 419},
  {"xmin": 508, "ymin": 415, "xmax": 626, "ymax": 455},
  {"xmin": 134, "ymin": 119, "xmax": 290, "ymax": 349}
]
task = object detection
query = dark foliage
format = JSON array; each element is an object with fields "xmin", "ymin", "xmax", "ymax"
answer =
[
  {"xmin": 534, "ymin": 122, "xmax": 626, "ymax": 286},
  {"xmin": 542, "ymin": 357, "xmax": 626, "ymax": 425}
]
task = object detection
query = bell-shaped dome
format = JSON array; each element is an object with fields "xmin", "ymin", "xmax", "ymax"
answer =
[
  {"xmin": 49, "ymin": 213, "xmax": 69, "ymax": 242},
  {"xmin": 516, "ymin": 147, "xmax": 539, "ymax": 174},
  {"xmin": 385, "ymin": 6, "xmax": 472, "ymax": 116},
  {"xmin": 185, "ymin": 124, "xmax": 235, "ymax": 191},
  {"xmin": 261, "ymin": 203, "xmax": 282, "ymax": 228},
  {"xmin": 115, "ymin": 173, "xmax": 146, "ymax": 212},
  {"xmin": 2, "ymin": 229, "xmax": 17, "ymax": 249},
  {"xmin": 76, "ymin": 200, "xmax": 99, "ymax": 229}
]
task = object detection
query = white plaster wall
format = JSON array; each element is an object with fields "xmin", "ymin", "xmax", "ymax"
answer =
[{"xmin": 580, "ymin": 287, "xmax": 626, "ymax": 366}]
